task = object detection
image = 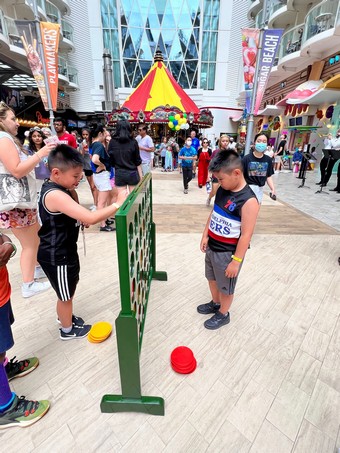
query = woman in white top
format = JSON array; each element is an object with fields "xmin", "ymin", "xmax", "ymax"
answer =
[{"xmin": 0, "ymin": 102, "xmax": 54, "ymax": 297}]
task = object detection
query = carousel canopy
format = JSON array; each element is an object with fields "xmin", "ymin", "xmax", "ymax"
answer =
[{"xmin": 107, "ymin": 50, "xmax": 213, "ymax": 128}]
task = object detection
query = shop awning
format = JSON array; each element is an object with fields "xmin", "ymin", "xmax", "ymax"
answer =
[
  {"xmin": 256, "ymin": 105, "xmax": 283, "ymax": 116},
  {"xmin": 276, "ymin": 80, "xmax": 323, "ymax": 107},
  {"xmin": 230, "ymin": 114, "xmax": 243, "ymax": 122}
]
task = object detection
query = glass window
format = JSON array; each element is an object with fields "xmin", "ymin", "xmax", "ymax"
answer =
[{"xmin": 102, "ymin": 0, "xmax": 219, "ymax": 89}]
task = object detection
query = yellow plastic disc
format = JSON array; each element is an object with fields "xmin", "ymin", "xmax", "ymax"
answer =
[{"xmin": 89, "ymin": 322, "xmax": 112, "ymax": 339}]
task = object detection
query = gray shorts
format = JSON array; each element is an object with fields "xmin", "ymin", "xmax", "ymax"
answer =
[{"xmin": 205, "ymin": 247, "xmax": 241, "ymax": 295}]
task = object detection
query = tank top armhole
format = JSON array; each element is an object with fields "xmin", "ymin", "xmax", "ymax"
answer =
[{"xmin": 42, "ymin": 188, "xmax": 62, "ymax": 215}]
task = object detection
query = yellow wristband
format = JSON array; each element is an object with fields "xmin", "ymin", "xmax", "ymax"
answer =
[
  {"xmin": 112, "ymin": 202, "xmax": 121, "ymax": 210},
  {"xmin": 231, "ymin": 255, "xmax": 243, "ymax": 263}
]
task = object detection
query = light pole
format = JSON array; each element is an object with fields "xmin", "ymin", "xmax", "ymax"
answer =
[
  {"xmin": 244, "ymin": 0, "xmax": 269, "ymax": 155},
  {"xmin": 32, "ymin": 0, "xmax": 56, "ymax": 133}
]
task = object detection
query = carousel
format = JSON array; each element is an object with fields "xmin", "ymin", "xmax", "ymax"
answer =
[{"xmin": 106, "ymin": 50, "xmax": 213, "ymax": 138}]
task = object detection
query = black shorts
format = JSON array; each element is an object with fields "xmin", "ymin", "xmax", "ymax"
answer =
[
  {"xmin": 0, "ymin": 300, "xmax": 14, "ymax": 353},
  {"xmin": 39, "ymin": 258, "xmax": 80, "ymax": 301},
  {"xmin": 84, "ymin": 169, "xmax": 93, "ymax": 177},
  {"xmin": 115, "ymin": 168, "xmax": 140, "ymax": 187}
]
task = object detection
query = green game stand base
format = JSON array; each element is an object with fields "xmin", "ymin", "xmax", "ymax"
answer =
[
  {"xmin": 153, "ymin": 271, "xmax": 168, "ymax": 281},
  {"xmin": 101, "ymin": 394, "xmax": 165, "ymax": 416}
]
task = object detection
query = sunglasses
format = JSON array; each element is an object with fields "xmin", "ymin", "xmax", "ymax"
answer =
[{"xmin": 30, "ymin": 127, "xmax": 42, "ymax": 132}]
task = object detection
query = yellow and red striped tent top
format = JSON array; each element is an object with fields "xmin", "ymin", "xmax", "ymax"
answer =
[{"xmin": 122, "ymin": 61, "xmax": 200, "ymax": 114}]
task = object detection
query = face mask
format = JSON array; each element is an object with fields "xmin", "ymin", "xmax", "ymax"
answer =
[
  {"xmin": 255, "ymin": 143, "xmax": 267, "ymax": 153},
  {"xmin": 186, "ymin": 141, "xmax": 192, "ymax": 146}
]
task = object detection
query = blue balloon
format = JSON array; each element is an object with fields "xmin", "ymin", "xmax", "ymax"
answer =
[{"xmin": 173, "ymin": 120, "xmax": 178, "ymax": 126}]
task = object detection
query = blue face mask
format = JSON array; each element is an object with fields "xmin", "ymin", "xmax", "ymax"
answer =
[{"xmin": 255, "ymin": 143, "xmax": 267, "ymax": 153}]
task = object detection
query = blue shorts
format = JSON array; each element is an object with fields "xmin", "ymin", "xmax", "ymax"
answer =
[{"xmin": 0, "ymin": 300, "xmax": 14, "ymax": 354}]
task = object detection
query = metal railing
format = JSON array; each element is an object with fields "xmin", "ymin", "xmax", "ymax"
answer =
[
  {"xmin": 278, "ymin": 24, "xmax": 304, "ymax": 60},
  {"xmin": 269, "ymin": 0, "xmax": 287, "ymax": 18},
  {"xmin": 45, "ymin": 0, "xmax": 60, "ymax": 23},
  {"xmin": 58, "ymin": 56, "xmax": 68, "ymax": 77},
  {"xmin": 302, "ymin": 0, "xmax": 339, "ymax": 42},
  {"xmin": 61, "ymin": 19, "xmax": 73, "ymax": 42},
  {"xmin": 67, "ymin": 66, "xmax": 78, "ymax": 85},
  {"xmin": 255, "ymin": 9, "xmax": 263, "ymax": 28},
  {"xmin": 3, "ymin": 16, "xmax": 24, "ymax": 48}
]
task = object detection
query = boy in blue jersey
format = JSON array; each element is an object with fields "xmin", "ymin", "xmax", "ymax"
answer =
[
  {"xmin": 178, "ymin": 137, "xmax": 197, "ymax": 194},
  {"xmin": 197, "ymin": 150, "xmax": 259, "ymax": 330}
]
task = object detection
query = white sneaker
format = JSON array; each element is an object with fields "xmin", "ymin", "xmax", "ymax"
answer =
[
  {"xmin": 34, "ymin": 266, "xmax": 46, "ymax": 280},
  {"xmin": 89, "ymin": 205, "xmax": 97, "ymax": 211},
  {"xmin": 22, "ymin": 281, "xmax": 51, "ymax": 298}
]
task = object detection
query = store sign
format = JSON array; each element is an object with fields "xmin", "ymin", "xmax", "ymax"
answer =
[{"xmin": 253, "ymin": 29, "xmax": 283, "ymax": 115}]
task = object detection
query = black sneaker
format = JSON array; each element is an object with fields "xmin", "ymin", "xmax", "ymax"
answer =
[
  {"xmin": 57, "ymin": 314, "xmax": 85, "ymax": 326},
  {"xmin": 0, "ymin": 395, "xmax": 50, "ymax": 429},
  {"xmin": 5, "ymin": 356, "xmax": 39, "ymax": 382},
  {"xmin": 197, "ymin": 300, "xmax": 221, "ymax": 314},
  {"xmin": 59, "ymin": 324, "xmax": 91, "ymax": 340},
  {"xmin": 204, "ymin": 311, "xmax": 230, "ymax": 330},
  {"xmin": 100, "ymin": 225, "xmax": 115, "ymax": 232}
]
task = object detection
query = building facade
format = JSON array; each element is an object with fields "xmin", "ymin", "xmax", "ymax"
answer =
[
  {"xmin": 0, "ymin": 0, "xmax": 252, "ymax": 139},
  {"xmin": 67, "ymin": 0, "xmax": 250, "ymax": 140},
  {"xmin": 246, "ymin": 0, "xmax": 340, "ymax": 154}
]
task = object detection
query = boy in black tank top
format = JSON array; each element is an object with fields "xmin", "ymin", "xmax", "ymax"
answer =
[
  {"xmin": 38, "ymin": 145, "xmax": 126, "ymax": 340},
  {"xmin": 197, "ymin": 150, "xmax": 259, "ymax": 330}
]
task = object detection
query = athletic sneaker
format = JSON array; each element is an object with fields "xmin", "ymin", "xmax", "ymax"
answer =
[
  {"xmin": 184, "ymin": 189, "xmax": 188, "ymax": 194},
  {"xmin": 56, "ymin": 314, "xmax": 85, "ymax": 326},
  {"xmin": 197, "ymin": 300, "xmax": 221, "ymax": 314},
  {"xmin": 34, "ymin": 266, "xmax": 46, "ymax": 280},
  {"xmin": 21, "ymin": 281, "xmax": 51, "ymax": 298},
  {"xmin": 59, "ymin": 324, "xmax": 91, "ymax": 341},
  {"xmin": 0, "ymin": 395, "xmax": 50, "ymax": 429},
  {"xmin": 204, "ymin": 311, "xmax": 230, "ymax": 330},
  {"xmin": 5, "ymin": 356, "xmax": 39, "ymax": 382}
]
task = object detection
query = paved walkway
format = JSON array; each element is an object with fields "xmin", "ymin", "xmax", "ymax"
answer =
[{"xmin": 3, "ymin": 167, "xmax": 340, "ymax": 452}]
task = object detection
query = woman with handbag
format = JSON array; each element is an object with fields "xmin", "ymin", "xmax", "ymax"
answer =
[{"xmin": 0, "ymin": 102, "xmax": 55, "ymax": 297}]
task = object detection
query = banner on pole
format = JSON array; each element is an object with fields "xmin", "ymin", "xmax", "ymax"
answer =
[
  {"xmin": 15, "ymin": 20, "xmax": 60, "ymax": 111},
  {"xmin": 241, "ymin": 28, "xmax": 260, "ymax": 114},
  {"xmin": 40, "ymin": 22, "xmax": 60, "ymax": 110},
  {"xmin": 253, "ymin": 29, "xmax": 283, "ymax": 114}
]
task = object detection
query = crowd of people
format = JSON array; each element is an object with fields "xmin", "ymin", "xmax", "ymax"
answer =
[{"xmin": 1, "ymin": 100, "xmax": 340, "ymax": 429}]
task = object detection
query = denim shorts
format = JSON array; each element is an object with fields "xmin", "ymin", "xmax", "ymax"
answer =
[{"xmin": 0, "ymin": 300, "xmax": 14, "ymax": 354}]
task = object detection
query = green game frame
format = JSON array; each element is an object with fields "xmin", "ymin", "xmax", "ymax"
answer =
[{"xmin": 101, "ymin": 174, "xmax": 167, "ymax": 416}]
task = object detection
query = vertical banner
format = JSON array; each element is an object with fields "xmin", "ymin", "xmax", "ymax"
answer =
[
  {"xmin": 40, "ymin": 22, "xmax": 60, "ymax": 111},
  {"xmin": 241, "ymin": 28, "xmax": 260, "ymax": 113},
  {"xmin": 15, "ymin": 20, "xmax": 60, "ymax": 111},
  {"xmin": 253, "ymin": 29, "xmax": 283, "ymax": 114}
]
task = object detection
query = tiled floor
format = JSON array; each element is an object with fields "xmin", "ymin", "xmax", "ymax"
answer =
[{"xmin": 2, "ymin": 167, "xmax": 340, "ymax": 452}]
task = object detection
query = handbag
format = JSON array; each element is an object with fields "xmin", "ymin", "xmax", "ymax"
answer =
[{"xmin": 0, "ymin": 132, "xmax": 37, "ymax": 211}]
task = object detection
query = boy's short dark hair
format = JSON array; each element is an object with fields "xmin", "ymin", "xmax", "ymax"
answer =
[
  {"xmin": 48, "ymin": 144, "xmax": 84, "ymax": 171},
  {"xmin": 209, "ymin": 149, "xmax": 243, "ymax": 174},
  {"xmin": 254, "ymin": 132, "xmax": 269, "ymax": 142}
]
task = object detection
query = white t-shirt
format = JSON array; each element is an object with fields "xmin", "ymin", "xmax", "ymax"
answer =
[{"xmin": 136, "ymin": 135, "xmax": 154, "ymax": 163}]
